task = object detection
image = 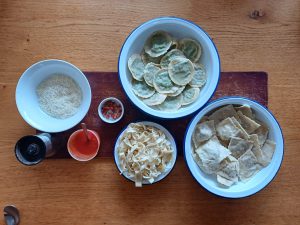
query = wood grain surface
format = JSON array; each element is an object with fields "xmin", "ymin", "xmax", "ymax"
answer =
[{"xmin": 0, "ymin": 0, "xmax": 299, "ymax": 225}]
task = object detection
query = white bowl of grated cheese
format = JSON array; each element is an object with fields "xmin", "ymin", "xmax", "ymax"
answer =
[{"xmin": 16, "ymin": 59, "xmax": 92, "ymax": 133}]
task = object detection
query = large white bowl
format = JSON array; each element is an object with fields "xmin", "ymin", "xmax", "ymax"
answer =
[
  {"xmin": 184, "ymin": 97, "xmax": 284, "ymax": 198},
  {"xmin": 118, "ymin": 17, "xmax": 220, "ymax": 119},
  {"xmin": 114, "ymin": 121, "xmax": 177, "ymax": 185},
  {"xmin": 16, "ymin": 59, "xmax": 92, "ymax": 133}
]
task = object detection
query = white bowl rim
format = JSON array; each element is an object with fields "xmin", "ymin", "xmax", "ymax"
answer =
[
  {"xmin": 15, "ymin": 59, "xmax": 92, "ymax": 133},
  {"xmin": 184, "ymin": 96, "xmax": 284, "ymax": 198},
  {"xmin": 114, "ymin": 121, "xmax": 178, "ymax": 185},
  {"xmin": 118, "ymin": 16, "xmax": 221, "ymax": 119},
  {"xmin": 98, "ymin": 97, "xmax": 124, "ymax": 123}
]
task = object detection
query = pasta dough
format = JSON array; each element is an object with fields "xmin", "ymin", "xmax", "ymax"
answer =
[
  {"xmin": 144, "ymin": 31, "xmax": 172, "ymax": 57},
  {"xmin": 192, "ymin": 120, "xmax": 216, "ymax": 148},
  {"xmin": 191, "ymin": 104, "xmax": 277, "ymax": 187},
  {"xmin": 128, "ymin": 31, "xmax": 207, "ymax": 111},
  {"xmin": 128, "ymin": 54, "xmax": 145, "ymax": 81},
  {"xmin": 195, "ymin": 136, "xmax": 230, "ymax": 174},
  {"xmin": 117, "ymin": 123, "xmax": 174, "ymax": 187},
  {"xmin": 168, "ymin": 58, "xmax": 195, "ymax": 86}
]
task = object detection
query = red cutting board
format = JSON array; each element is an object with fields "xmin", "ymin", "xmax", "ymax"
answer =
[{"xmin": 38, "ymin": 71, "xmax": 268, "ymax": 158}]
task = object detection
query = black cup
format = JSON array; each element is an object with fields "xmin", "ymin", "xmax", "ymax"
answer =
[{"xmin": 15, "ymin": 133, "xmax": 53, "ymax": 166}]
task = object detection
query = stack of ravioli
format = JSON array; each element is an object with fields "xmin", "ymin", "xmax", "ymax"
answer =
[
  {"xmin": 192, "ymin": 104, "xmax": 276, "ymax": 187},
  {"xmin": 128, "ymin": 31, "xmax": 207, "ymax": 111}
]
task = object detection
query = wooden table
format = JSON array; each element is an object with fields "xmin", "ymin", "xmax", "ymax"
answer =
[{"xmin": 0, "ymin": 0, "xmax": 299, "ymax": 224}]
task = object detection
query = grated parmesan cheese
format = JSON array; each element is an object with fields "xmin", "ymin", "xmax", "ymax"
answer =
[{"xmin": 36, "ymin": 74, "xmax": 83, "ymax": 119}]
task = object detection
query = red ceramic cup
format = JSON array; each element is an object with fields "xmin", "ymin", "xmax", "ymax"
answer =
[{"xmin": 67, "ymin": 129, "xmax": 100, "ymax": 161}]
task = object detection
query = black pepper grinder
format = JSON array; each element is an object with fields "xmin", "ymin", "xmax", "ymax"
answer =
[{"xmin": 14, "ymin": 133, "xmax": 55, "ymax": 166}]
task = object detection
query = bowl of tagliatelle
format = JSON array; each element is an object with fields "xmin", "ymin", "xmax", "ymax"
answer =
[
  {"xmin": 184, "ymin": 97, "xmax": 284, "ymax": 198},
  {"xmin": 114, "ymin": 121, "xmax": 177, "ymax": 187}
]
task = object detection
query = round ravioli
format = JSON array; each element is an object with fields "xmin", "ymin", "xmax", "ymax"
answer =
[
  {"xmin": 132, "ymin": 80, "xmax": 155, "ymax": 98},
  {"xmin": 143, "ymin": 63, "xmax": 161, "ymax": 87},
  {"xmin": 141, "ymin": 49, "xmax": 161, "ymax": 65},
  {"xmin": 167, "ymin": 85, "xmax": 185, "ymax": 97},
  {"xmin": 144, "ymin": 31, "xmax": 172, "ymax": 57},
  {"xmin": 181, "ymin": 86, "xmax": 200, "ymax": 105},
  {"xmin": 142, "ymin": 92, "xmax": 167, "ymax": 106},
  {"xmin": 179, "ymin": 38, "xmax": 202, "ymax": 62},
  {"xmin": 128, "ymin": 54, "xmax": 145, "ymax": 81},
  {"xmin": 153, "ymin": 69, "xmax": 181, "ymax": 94},
  {"xmin": 160, "ymin": 49, "xmax": 185, "ymax": 69},
  {"xmin": 169, "ymin": 39, "xmax": 179, "ymax": 50},
  {"xmin": 168, "ymin": 58, "xmax": 195, "ymax": 86},
  {"xmin": 157, "ymin": 94, "xmax": 183, "ymax": 111},
  {"xmin": 189, "ymin": 63, "xmax": 207, "ymax": 88}
]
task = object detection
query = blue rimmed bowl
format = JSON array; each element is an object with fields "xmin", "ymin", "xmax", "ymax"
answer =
[
  {"xmin": 118, "ymin": 17, "xmax": 220, "ymax": 119},
  {"xmin": 184, "ymin": 97, "xmax": 284, "ymax": 198},
  {"xmin": 114, "ymin": 121, "xmax": 177, "ymax": 185}
]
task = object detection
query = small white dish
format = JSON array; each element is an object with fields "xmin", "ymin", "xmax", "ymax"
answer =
[
  {"xmin": 98, "ymin": 97, "xmax": 124, "ymax": 123},
  {"xmin": 114, "ymin": 121, "xmax": 177, "ymax": 185},
  {"xmin": 118, "ymin": 17, "xmax": 220, "ymax": 119},
  {"xmin": 15, "ymin": 59, "xmax": 91, "ymax": 133},
  {"xmin": 184, "ymin": 97, "xmax": 284, "ymax": 198}
]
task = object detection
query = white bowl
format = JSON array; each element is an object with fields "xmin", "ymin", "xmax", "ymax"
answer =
[
  {"xmin": 118, "ymin": 17, "xmax": 220, "ymax": 119},
  {"xmin": 114, "ymin": 121, "xmax": 177, "ymax": 185},
  {"xmin": 16, "ymin": 59, "xmax": 92, "ymax": 133},
  {"xmin": 98, "ymin": 97, "xmax": 124, "ymax": 123},
  {"xmin": 184, "ymin": 97, "xmax": 284, "ymax": 198}
]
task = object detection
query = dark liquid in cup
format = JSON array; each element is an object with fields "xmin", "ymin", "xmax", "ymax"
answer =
[{"xmin": 15, "ymin": 136, "xmax": 46, "ymax": 165}]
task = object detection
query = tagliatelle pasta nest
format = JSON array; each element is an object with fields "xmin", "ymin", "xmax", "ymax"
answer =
[{"xmin": 117, "ymin": 123, "xmax": 174, "ymax": 187}]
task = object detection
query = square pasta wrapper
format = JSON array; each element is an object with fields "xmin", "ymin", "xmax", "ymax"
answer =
[
  {"xmin": 228, "ymin": 137, "xmax": 253, "ymax": 159},
  {"xmin": 208, "ymin": 104, "xmax": 239, "ymax": 124},
  {"xmin": 235, "ymin": 104, "xmax": 255, "ymax": 119},
  {"xmin": 261, "ymin": 139, "xmax": 276, "ymax": 163},
  {"xmin": 237, "ymin": 111, "xmax": 261, "ymax": 134},
  {"xmin": 217, "ymin": 155, "xmax": 239, "ymax": 187},
  {"xmin": 216, "ymin": 117, "xmax": 244, "ymax": 141},
  {"xmin": 253, "ymin": 123, "xmax": 269, "ymax": 147},
  {"xmin": 192, "ymin": 120, "xmax": 216, "ymax": 148},
  {"xmin": 249, "ymin": 134, "xmax": 275, "ymax": 167},
  {"xmin": 195, "ymin": 136, "xmax": 231, "ymax": 174},
  {"xmin": 230, "ymin": 116, "xmax": 250, "ymax": 139},
  {"xmin": 238, "ymin": 149, "xmax": 262, "ymax": 182},
  {"xmin": 249, "ymin": 134, "xmax": 268, "ymax": 166}
]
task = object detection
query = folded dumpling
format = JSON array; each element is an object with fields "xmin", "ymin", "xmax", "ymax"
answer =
[
  {"xmin": 253, "ymin": 123, "xmax": 269, "ymax": 147},
  {"xmin": 195, "ymin": 136, "xmax": 231, "ymax": 174},
  {"xmin": 249, "ymin": 134, "xmax": 267, "ymax": 166},
  {"xmin": 228, "ymin": 137, "xmax": 253, "ymax": 159},
  {"xmin": 208, "ymin": 105, "xmax": 239, "ymax": 124},
  {"xmin": 217, "ymin": 155, "xmax": 239, "ymax": 187},
  {"xmin": 261, "ymin": 139, "xmax": 276, "ymax": 164},
  {"xmin": 235, "ymin": 104, "xmax": 255, "ymax": 119},
  {"xmin": 230, "ymin": 116, "xmax": 250, "ymax": 140},
  {"xmin": 237, "ymin": 111, "xmax": 261, "ymax": 134},
  {"xmin": 238, "ymin": 150, "xmax": 262, "ymax": 181},
  {"xmin": 216, "ymin": 117, "xmax": 243, "ymax": 141},
  {"xmin": 192, "ymin": 120, "xmax": 216, "ymax": 148}
]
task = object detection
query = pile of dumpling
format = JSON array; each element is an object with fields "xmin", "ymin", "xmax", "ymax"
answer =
[
  {"xmin": 128, "ymin": 31, "xmax": 207, "ymax": 111},
  {"xmin": 192, "ymin": 104, "xmax": 276, "ymax": 187}
]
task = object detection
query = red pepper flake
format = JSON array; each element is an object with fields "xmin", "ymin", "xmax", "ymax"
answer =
[{"xmin": 101, "ymin": 100, "xmax": 122, "ymax": 121}]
